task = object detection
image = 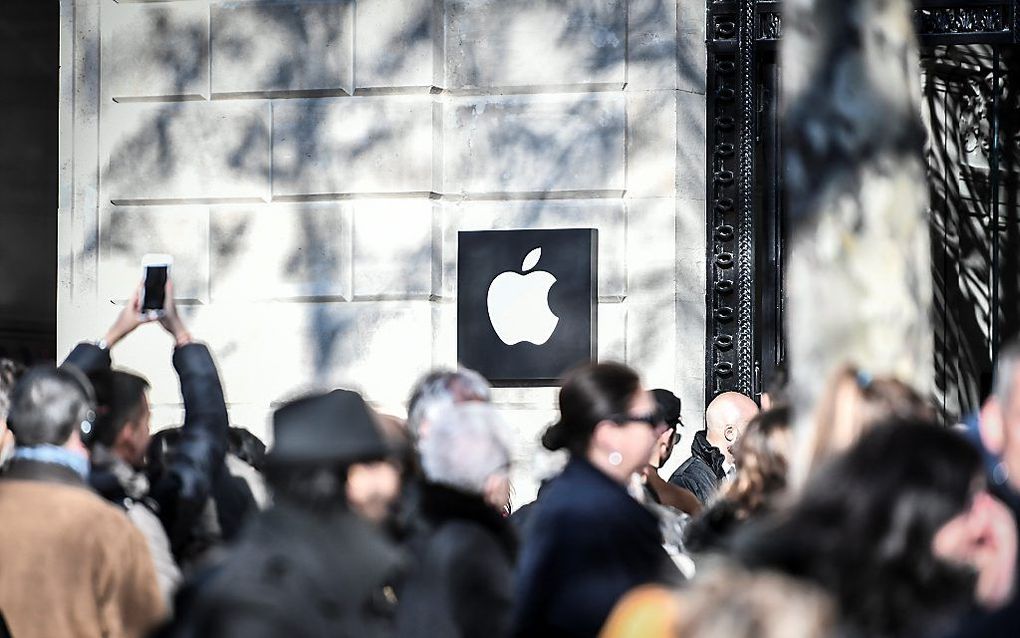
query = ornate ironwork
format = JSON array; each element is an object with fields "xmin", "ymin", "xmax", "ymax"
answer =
[
  {"xmin": 916, "ymin": 7, "xmax": 1006, "ymax": 34},
  {"xmin": 736, "ymin": 1, "xmax": 756, "ymax": 396},
  {"xmin": 915, "ymin": 2, "xmax": 1019, "ymax": 43},
  {"xmin": 705, "ymin": 0, "xmax": 756, "ymax": 402},
  {"xmin": 703, "ymin": 0, "xmax": 1020, "ymax": 406},
  {"xmin": 758, "ymin": 12, "xmax": 782, "ymax": 40}
]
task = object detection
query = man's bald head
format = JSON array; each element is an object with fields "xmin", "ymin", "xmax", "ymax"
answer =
[{"xmin": 706, "ymin": 392, "xmax": 759, "ymax": 441}]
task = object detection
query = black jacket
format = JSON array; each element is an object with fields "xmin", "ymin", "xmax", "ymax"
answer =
[
  {"xmin": 511, "ymin": 457, "xmax": 675, "ymax": 638},
  {"xmin": 397, "ymin": 483, "xmax": 517, "ymax": 638},
  {"xmin": 508, "ymin": 478, "xmax": 551, "ymax": 544},
  {"xmin": 63, "ymin": 342, "xmax": 229, "ymax": 558},
  {"xmin": 173, "ymin": 503, "xmax": 405, "ymax": 638},
  {"xmin": 668, "ymin": 430, "xmax": 727, "ymax": 505}
]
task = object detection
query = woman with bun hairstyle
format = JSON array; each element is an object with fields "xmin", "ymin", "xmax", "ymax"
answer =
[{"xmin": 511, "ymin": 362, "xmax": 677, "ymax": 638}]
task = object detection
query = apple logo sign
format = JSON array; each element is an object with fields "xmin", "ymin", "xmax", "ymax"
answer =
[
  {"xmin": 458, "ymin": 228, "xmax": 597, "ymax": 384},
  {"xmin": 487, "ymin": 247, "xmax": 559, "ymax": 346}
]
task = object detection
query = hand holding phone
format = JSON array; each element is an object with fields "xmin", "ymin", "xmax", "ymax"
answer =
[
  {"xmin": 100, "ymin": 255, "xmax": 191, "ymax": 351},
  {"xmin": 157, "ymin": 279, "xmax": 191, "ymax": 348},
  {"xmin": 141, "ymin": 254, "xmax": 173, "ymax": 319}
]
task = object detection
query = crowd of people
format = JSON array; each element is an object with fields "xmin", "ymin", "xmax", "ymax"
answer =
[{"xmin": 1, "ymin": 280, "xmax": 1019, "ymax": 638}]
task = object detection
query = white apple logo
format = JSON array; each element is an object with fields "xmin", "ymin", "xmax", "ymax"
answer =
[{"xmin": 487, "ymin": 247, "xmax": 560, "ymax": 346}]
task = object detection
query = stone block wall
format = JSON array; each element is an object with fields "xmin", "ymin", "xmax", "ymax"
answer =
[{"xmin": 59, "ymin": 0, "xmax": 707, "ymax": 503}]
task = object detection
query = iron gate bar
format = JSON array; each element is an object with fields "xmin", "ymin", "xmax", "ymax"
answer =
[
  {"xmin": 705, "ymin": 0, "xmax": 756, "ymax": 404},
  {"xmin": 990, "ymin": 50, "xmax": 1001, "ymax": 361}
]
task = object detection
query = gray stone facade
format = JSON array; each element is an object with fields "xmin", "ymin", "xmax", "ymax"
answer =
[{"xmin": 59, "ymin": 0, "xmax": 707, "ymax": 501}]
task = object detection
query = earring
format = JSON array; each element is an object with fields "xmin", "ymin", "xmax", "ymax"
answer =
[
  {"xmin": 608, "ymin": 451, "xmax": 623, "ymax": 466},
  {"xmin": 993, "ymin": 461, "xmax": 1010, "ymax": 486}
]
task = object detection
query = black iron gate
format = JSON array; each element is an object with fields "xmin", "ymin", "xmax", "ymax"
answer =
[
  {"xmin": 924, "ymin": 42, "xmax": 1020, "ymax": 418},
  {"xmin": 704, "ymin": 0, "xmax": 1020, "ymax": 419}
]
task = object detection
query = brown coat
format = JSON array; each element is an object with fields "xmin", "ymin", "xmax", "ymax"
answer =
[{"xmin": 0, "ymin": 460, "xmax": 166, "ymax": 638}]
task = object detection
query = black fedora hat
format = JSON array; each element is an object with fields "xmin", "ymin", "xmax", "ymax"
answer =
[
  {"xmin": 267, "ymin": 389, "xmax": 388, "ymax": 466},
  {"xmin": 651, "ymin": 388, "xmax": 683, "ymax": 430}
]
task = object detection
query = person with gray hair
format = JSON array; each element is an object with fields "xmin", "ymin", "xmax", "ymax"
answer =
[
  {"xmin": 406, "ymin": 368, "xmax": 491, "ymax": 440},
  {"xmin": 420, "ymin": 402, "xmax": 512, "ymax": 503},
  {"xmin": 396, "ymin": 402, "xmax": 517, "ymax": 638},
  {"xmin": 0, "ymin": 366, "xmax": 165, "ymax": 638}
]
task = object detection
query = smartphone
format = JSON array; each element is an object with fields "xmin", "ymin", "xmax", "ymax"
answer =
[{"xmin": 140, "ymin": 254, "xmax": 173, "ymax": 318}]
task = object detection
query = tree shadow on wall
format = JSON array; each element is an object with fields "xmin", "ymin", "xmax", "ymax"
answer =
[{"xmin": 91, "ymin": 0, "xmax": 686, "ymax": 407}]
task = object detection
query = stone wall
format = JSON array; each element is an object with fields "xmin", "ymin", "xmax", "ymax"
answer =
[{"xmin": 59, "ymin": 0, "xmax": 707, "ymax": 502}]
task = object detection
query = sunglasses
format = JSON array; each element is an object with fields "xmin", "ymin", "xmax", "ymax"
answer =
[
  {"xmin": 612, "ymin": 411, "xmax": 664, "ymax": 428},
  {"xmin": 611, "ymin": 412, "xmax": 682, "ymax": 447}
]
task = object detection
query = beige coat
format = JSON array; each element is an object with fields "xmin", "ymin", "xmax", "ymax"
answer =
[{"xmin": 0, "ymin": 461, "xmax": 166, "ymax": 638}]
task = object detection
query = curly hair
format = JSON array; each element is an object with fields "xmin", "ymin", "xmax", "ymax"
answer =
[
  {"xmin": 684, "ymin": 407, "xmax": 791, "ymax": 554},
  {"xmin": 723, "ymin": 406, "xmax": 791, "ymax": 520}
]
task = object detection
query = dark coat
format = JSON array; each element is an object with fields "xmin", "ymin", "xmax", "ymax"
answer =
[
  {"xmin": 396, "ymin": 483, "xmax": 517, "ymax": 638},
  {"xmin": 64, "ymin": 342, "xmax": 230, "ymax": 559},
  {"xmin": 668, "ymin": 430, "xmax": 727, "ymax": 504},
  {"xmin": 508, "ymin": 478, "xmax": 551, "ymax": 544},
  {"xmin": 170, "ymin": 503, "xmax": 405, "ymax": 638},
  {"xmin": 511, "ymin": 457, "xmax": 675, "ymax": 638}
]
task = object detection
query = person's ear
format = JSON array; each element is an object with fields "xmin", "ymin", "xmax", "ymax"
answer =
[
  {"xmin": 724, "ymin": 425, "xmax": 737, "ymax": 443},
  {"xmin": 981, "ymin": 398, "xmax": 1006, "ymax": 456}
]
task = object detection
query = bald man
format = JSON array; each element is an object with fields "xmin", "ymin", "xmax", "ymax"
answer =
[{"xmin": 667, "ymin": 391, "xmax": 759, "ymax": 504}]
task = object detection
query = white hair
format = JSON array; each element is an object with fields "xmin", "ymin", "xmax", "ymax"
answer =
[
  {"xmin": 406, "ymin": 368, "xmax": 491, "ymax": 437},
  {"xmin": 420, "ymin": 402, "xmax": 511, "ymax": 495}
]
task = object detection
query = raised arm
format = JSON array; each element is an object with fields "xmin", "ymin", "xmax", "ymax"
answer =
[{"xmin": 150, "ymin": 281, "xmax": 230, "ymax": 556}]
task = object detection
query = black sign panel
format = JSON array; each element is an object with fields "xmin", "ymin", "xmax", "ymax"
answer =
[{"xmin": 458, "ymin": 229, "xmax": 598, "ymax": 385}]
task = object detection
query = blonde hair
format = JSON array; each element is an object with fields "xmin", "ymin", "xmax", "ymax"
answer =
[
  {"xmin": 599, "ymin": 567, "xmax": 834, "ymax": 638},
  {"xmin": 800, "ymin": 365, "xmax": 932, "ymax": 479},
  {"xmin": 673, "ymin": 566, "xmax": 835, "ymax": 638}
]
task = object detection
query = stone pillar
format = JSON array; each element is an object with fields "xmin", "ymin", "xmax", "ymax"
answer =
[{"xmin": 782, "ymin": 0, "xmax": 933, "ymax": 453}]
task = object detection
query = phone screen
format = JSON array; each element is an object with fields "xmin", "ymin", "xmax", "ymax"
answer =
[{"xmin": 142, "ymin": 265, "xmax": 168, "ymax": 311}]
